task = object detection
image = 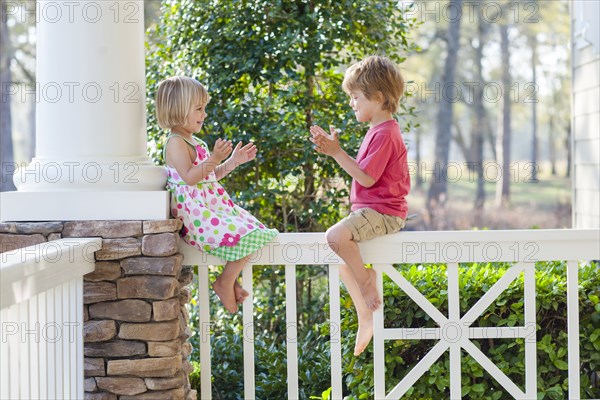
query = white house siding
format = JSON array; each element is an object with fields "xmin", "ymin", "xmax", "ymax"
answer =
[{"xmin": 572, "ymin": 0, "xmax": 600, "ymax": 229}]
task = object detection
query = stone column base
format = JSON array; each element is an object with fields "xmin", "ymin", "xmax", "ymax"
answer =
[{"xmin": 0, "ymin": 219, "xmax": 196, "ymax": 400}]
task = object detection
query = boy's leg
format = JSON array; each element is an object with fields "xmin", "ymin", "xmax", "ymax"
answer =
[
  {"xmin": 326, "ymin": 223, "xmax": 381, "ymax": 311},
  {"xmin": 212, "ymin": 257, "xmax": 249, "ymax": 313},
  {"xmin": 338, "ymin": 264, "xmax": 374, "ymax": 356}
]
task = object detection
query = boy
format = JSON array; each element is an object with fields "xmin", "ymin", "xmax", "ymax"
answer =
[{"xmin": 309, "ymin": 55, "xmax": 410, "ymax": 355}]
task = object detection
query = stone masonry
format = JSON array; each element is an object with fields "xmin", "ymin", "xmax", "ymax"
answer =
[{"xmin": 0, "ymin": 220, "xmax": 196, "ymax": 400}]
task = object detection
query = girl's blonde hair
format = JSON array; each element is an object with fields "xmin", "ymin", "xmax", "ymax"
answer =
[
  {"xmin": 342, "ymin": 55, "xmax": 405, "ymax": 114},
  {"xmin": 155, "ymin": 76, "xmax": 210, "ymax": 129}
]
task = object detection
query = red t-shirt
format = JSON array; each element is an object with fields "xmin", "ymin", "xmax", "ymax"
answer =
[{"xmin": 350, "ymin": 119, "xmax": 410, "ymax": 218}]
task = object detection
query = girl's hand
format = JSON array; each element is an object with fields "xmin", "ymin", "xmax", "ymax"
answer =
[
  {"xmin": 212, "ymin": 139, "xmax": 233, "ymax": 163},
  {"xmin": 230, "ymin": 142, "xmax": 257, "ymax": 166},
  {"xmin": 309, "ymin": 125, "xmax": 342, "ymax": 158}
]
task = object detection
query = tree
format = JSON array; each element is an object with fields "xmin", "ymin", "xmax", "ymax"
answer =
[
  {"xmin": 1, "ymin": 0, "xmax": 16, "ymax": 192},
  {"xmin": 427, "ymin": 0, "xmax": 463, "ymax": 211},
  {"xmin": 146, "ymin": 0, "xmax": 418, "ymax": 233},
  {"xmin": 450, "ymin": 1, "xmax": 490, "ymax": 210},
  {"xmin": 528, "ymin": 31, "xmax": 539, "ymax": 182},
  {"xmin": 495, "ymin": 23, "xmax": 512, "ymax": 206},
  {"xmin": 514, "ymin": 0, "xmax": 571, "ymax": 181},
  {"xmin": 1, "ymin": 0, "xmax": 37, "ymax": 192},
  {"xmin": 471, "ymin": 3, "xmax": 489, "ymax": 209}
]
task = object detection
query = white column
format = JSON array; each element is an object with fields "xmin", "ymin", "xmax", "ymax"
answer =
[{"xmin": 1, "ymin": 1, "xmax": 168, "ymax": 220}]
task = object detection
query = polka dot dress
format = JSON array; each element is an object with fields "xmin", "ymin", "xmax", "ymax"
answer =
[{"xmin": 165, "ymin": 135, "xmax": 278, "ymax": 261}]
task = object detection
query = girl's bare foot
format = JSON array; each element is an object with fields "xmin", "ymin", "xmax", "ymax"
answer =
[
  {"xmin": 234, "ymin": 281, "xmax": 249, "ymax": 303},
  {"xmin": 354, "ymin": 312, "xmax": 374, "ymax": 356},
  {"xmin": 212, "ymin": 279, "xmax": 238, "ymax": 313},
  {"xmin": 359, "ymin": 268, "xmax": 381, "ymax": 311}
]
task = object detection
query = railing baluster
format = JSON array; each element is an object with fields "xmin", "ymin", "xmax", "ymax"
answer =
[
  {"xmin": 285, "ymin": 264, "xmax": 299, "ymax": 399},
  {"xmin": 28, "ymin": 294, "xmax": 39, "ymax": 399},
  {"xmin": 68, "ymin": 279, "xmax": 78, "ymax": 398},
  {"xmin": 448, "ymin": 263, "xmax": 462, "ymax": 400},
  {"xmin": 38, "ymin": 292, "xmax": 48, "ymax": 400},
  {"xmin": 242, "ymin": 263, "xmax": 256, "ymax": 400},
  {"xmin": 54, "ymin": 286, "xmax": 63, "ymax": 400},
  {"xmin": 19, "ymin": 301, "xmax": 30, "ymax": 400},
  {"xmin": 76, "ymin": 278, "xmax": 85, "ymax": 400},
  {"xmin": 1, "ymin": 308, "xmax": 10, "ymax": 399},
  {"xmin": 62, "ymin": 282, "xmax": 70, "ymax": 399},
  {"xmin": 373, "ymin": 265, "xmax": 385, "ymax": 400},
  {"xmin": 198, "ymin": 266, "xmax": 212, "ymax": 400},
  {"xmin": 328, "ymin": 264, "xmax": 343, "ymax": 400},
  {"xmin": 567, "ymin": 260, "xmax": 580, "ymax": 400},
  {"xmin": 524, "ymin": 263, "xmax": 537, "ymax": 397},
  {"xmin": 8, "ymin": 304, "xmax": 19, "ymax": 399},
  {"xmin": 46, "ymin": 289, "xmax": 55, "ymax": 399}
]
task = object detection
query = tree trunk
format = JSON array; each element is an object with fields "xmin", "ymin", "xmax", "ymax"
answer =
[
  {"xmin": 565, "ymin": 122, "xmax": 571, "ymax": 178},
  {"xmin": 0, "ymin": 0, "xmax": 16, "ymax": 192},
  {"xmin": 473, "ymin": 6, "xmax": 487, "ymax": 210},
  {"xmin": 530, "ymin": 35, "xmax": 539, "ymax": 182},
  {"xmin": 427, "ymin": 0, "xmax": 463, "ymax": 209},
  {"xmin": 415, "ymin": 128, "xmax": 423, "ymax": 188},
  {"xmin": 495, "ymin": 24, "xmax": 511, "ymax": 206},
  {"xmin": 302, "ymin": 74, "xmax": 316, "ymax": 211},
  {"xmin": 548, "ymin": 114, "xmax": 557, "ymax": 176},
  {"xmin": 452, "ymin": 122, "xmax": 472, "ymax": 164}
]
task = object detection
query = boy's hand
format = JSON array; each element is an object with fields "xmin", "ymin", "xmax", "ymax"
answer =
[
  {"xmin": 212, "ymin": 138, "xmax": 233, "ymax": 162},
  {"xmin": 309, "ymin": 125, "xmax": 342, "ymax": 157},
  {"xmin": 230, "ymin": 142, "xmax": 257, "ymax": 166}
]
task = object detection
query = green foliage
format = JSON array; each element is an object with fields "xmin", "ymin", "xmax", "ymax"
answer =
[
  {"xmin": 188, "ymin": 265, "xmax": 332, "ymax": 399},
  {"xmin": 190, "ymin": 261, "xmax": 600, "ymax": 399},
  {"xmin": 146, "ymin": 0, "xmax": 419, "ymax": 232},
  {"xmin": 336, "ymin": 261, "xmax": 600, "ymax": 399}
]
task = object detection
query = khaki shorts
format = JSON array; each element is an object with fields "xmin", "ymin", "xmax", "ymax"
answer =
[{"xmin": 340, "ymin": 208, "xmax": 405, "ymax": 242}]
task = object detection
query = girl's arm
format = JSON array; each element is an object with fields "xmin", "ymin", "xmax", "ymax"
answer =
[
  {"xmin": 166, "ymin": 137, "xmax": 231, "ymax": 185},
  {"xmin": 309, "ymin": 125, "xmax": 375, "ymax": 188},
  {"xmin": 214, "ymin": 142, "xmax": 257, "ymax": 181}
]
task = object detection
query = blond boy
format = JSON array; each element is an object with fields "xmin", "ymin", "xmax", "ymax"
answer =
[{"xmin": 310, "ymin": 55, "xmax": 410, "ymax": 355}]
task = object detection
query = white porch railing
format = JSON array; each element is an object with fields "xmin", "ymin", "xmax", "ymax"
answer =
[
  {"xmin": 180, "ymin": 229, "xmax": 600, "ymax": 400},
  {"xmin": 0, "ymin": 238, "xmax": 101, "ymax": 400}
]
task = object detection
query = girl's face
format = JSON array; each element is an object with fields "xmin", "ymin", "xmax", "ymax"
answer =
[{"xmin": 179, "ymin": 101, "xmax": 207, "ymax": 135}]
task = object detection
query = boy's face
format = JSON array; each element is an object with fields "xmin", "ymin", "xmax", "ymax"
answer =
[
  {"xmin": 348, "ymin": 90, "xmax": 383, "ymax": 124},
  {"xmin": 179, "ymin": 102, "xmax": 207, "ymax": 135}
]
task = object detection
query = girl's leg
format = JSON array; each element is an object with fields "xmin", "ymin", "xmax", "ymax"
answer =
[
  {"xmin": 212, "ymin": 257, "xmax": 249, "ymax": 313},
  {"xmin": 234, "ymin": 281, "xmax": 249, "ymax": 303},
  {"xmin": 339, "ymin": 264, "xmax": 374, "ymax": 356}
]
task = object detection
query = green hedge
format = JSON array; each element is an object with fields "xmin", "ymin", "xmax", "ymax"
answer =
[{"xmin": 190, "ymin": 261, "xmax": 600, "ymax": 399}]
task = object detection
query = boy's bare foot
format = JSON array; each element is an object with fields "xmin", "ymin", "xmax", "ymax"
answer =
[
  {"xmin": 212, "ymin": 280, "xmax": 238, "ymax": 313},
  {"xmin": 359, "ymin": 268, "xmax": 381, "ymax": 311},
  {"xmin": 354, "ymin": 312, "xmax": 374, "ymax": 356},
  {"xmin": 234, "ymin": 281, "xmax": 249, "ymax": 303}
]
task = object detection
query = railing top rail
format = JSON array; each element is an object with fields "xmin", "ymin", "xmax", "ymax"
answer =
[
  {"xmin": 0, "ymin": 238, "xmax": 102, "ymax": 309},
  {"xmin": 180, "ymin": 229, "xmax": 600, "ymax": 266}
]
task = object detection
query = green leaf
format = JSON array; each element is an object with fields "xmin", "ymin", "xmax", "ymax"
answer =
[
  {"xmin": 471, "ymin": 383, "xmax": 485, "ymax": 394},
  {"xmin": 553, "ymin": 359, "xmax": 569, "ymax": 370}
]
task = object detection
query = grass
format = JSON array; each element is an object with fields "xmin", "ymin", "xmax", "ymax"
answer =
[{"xmin": 406, "ymin": 165, "xmax": 572, "ymax": 231}]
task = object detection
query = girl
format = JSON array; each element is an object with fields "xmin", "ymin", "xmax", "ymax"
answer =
[{"xmin": 155, "ymin": 76, "xmax": 278, "ymax": 313}]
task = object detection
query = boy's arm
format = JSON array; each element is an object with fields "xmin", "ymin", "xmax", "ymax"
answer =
[{"xmin": 309, "ymin": 125, "xmax": 375, "ymax": 188}]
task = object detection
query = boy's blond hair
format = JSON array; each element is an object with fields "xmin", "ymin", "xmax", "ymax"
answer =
[
  {"xmin": 342, "ymin": 55, "xmax": 405, "ymax": 114},
  {"xmin": 155, "ymin": 76, "xmax": 210, "ymax": 129}
]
